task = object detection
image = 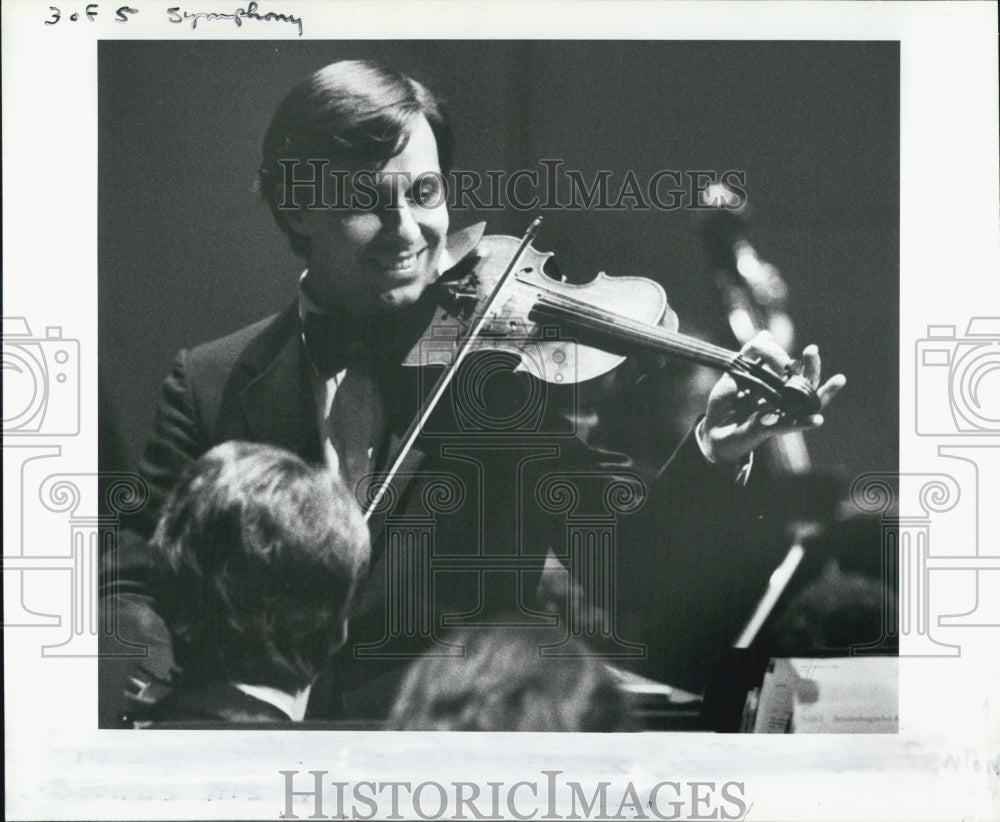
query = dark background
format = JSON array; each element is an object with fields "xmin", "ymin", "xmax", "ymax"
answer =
[{"xmin": 99, "ymin": 40, "xmax": 898, "ymax": 484}]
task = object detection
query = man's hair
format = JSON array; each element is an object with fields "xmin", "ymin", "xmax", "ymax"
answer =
[
  {"xmin": 150, "ymin": 441, "xmax": 370, "ymax": 692},
  {"xmin": 386, "ymin": 625, "xmax": 635, "ymax": 731},
  {"xmin": 259, "ymin": 59, "xmax": 454, "ymax": 256}
]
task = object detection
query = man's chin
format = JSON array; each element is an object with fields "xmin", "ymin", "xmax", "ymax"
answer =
[{"xmin": 374, "ymin": 279, "xmax": 431, "ymax": 310}]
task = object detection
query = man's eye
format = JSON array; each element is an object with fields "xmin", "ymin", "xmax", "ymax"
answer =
[{"xmin": 411, "ymin": 175, "xmax": 444, "ymax": 207}]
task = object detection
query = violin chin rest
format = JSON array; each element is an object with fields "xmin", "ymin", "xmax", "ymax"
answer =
[{"xmin": 442, "ymin": 222, "xmax": 488, "ymax": 270}]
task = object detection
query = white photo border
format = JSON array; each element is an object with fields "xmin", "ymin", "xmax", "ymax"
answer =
[{"xmin": 3, "ymin": 2, "xmax": 998, "ymax": 820}]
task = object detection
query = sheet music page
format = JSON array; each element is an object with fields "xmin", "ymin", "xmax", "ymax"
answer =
[
  {"xmin": 789, "ymin": 657, "xmax": 899, "ymax": 734},
  {"xmin": 753, "ymin": 658, "xmax": 899, "ymax": 734}
]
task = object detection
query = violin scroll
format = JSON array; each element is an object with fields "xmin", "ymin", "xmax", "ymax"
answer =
[{"xmin": 728, "ymin": 355, "xmax": 822, "ymax": 420}]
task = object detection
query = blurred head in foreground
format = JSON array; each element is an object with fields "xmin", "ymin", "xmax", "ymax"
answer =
[
  {"xmin": 766, "ymin": 559, "xmax": 894, "ymax": 655},
  {"xmin": 387, "ymin": 624, "xmax": 634, "ymax": 731},
  {"xmin": 150, "ymin": 441, "xmax": 370, "ymax": 696}
]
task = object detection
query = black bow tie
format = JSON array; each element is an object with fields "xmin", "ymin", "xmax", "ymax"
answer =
[
  {"xmin": 301, "ymin": 310, "xmax": 368, "ymax": 377},
  {"xmin": 303, "ymin": 291, "xmax": 447, "ymax": 378}
]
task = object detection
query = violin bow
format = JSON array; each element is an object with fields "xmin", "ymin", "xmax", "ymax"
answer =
[{"xmin": 362, "ymin": 217, "xmax": 544, "ymax": 522}]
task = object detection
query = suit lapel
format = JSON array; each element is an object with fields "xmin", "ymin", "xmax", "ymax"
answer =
[
  {"xmin": 233, "ymin": 303, "xmax": 456, "ymax": 552},
  {"xmin": 238, "ymin": 309, "xmax": 321, "ymax": 464},
  {"xmin": 233, "ymin": 306, "xmax": 432, "ymax": 546}
]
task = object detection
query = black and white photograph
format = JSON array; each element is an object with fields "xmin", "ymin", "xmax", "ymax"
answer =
[
  {"xmin": 96, "ymin": 38, "xmax": 895, "ymax": 732},
  {"xmin": 3, "ymin": 2, "xmax": 998, "ymax": 821}
]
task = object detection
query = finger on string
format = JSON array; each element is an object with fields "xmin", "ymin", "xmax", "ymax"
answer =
[
  {"xmin": 784, "ymin": 358, "xmax": 804, "ymax": 378},
  {"xmin": 742, "ymin": 330, "xmax": 792, "ymax": 373}
]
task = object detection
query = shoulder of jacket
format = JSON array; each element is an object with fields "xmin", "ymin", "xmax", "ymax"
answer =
[{"xmin": 185, "ymin": 305, "xmax": 296, "ymax": 367}]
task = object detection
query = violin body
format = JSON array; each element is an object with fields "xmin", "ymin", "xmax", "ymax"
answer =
[
  {"xmin": 406, "ymin": 231, "xmax": 676, "ymax": 384},
  {"xmin": 374, "ymin": 218, "xmax": 821, "ymax": 521}
]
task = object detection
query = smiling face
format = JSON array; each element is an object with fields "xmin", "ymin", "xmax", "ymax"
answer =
[{"xmin": 293, "ymin": 115, "xmax": 449, "ymax": 315}]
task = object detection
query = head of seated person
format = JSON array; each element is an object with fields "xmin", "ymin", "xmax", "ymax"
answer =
[
  {"xmin": 142, "ymin": 441, "xmax": 369, "ymax": 724},
  {"xmin": 765, "ymin": 559, "xmax": 892, "ymax": 655},
  {"xmin": 386, "ymin": 624, "xmax": 635, "ymax": 732}
]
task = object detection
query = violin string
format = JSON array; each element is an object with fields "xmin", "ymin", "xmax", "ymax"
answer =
[
  {"xmin": 532, "ymin": 293, "xmax": 818, "ymax": 414},
  {"xmin": 526, "ymin": 281, "xmax": 735, "ymax": 358},
  {"xmin": 530, "ymin": 292, "xmax": 739, "ymax": 370}
]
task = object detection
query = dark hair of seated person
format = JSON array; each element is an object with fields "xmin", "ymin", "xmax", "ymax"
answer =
[
  {"xmin": 386, "ymin": 625, "xmax": 636, "ymax": 731},
  {"xmin": 148, "ymin": 441, "xmax": 370, "ymax": 701},
  {"xmin": 764, "ymin": 560, "xmax": 895, "ymax": 655}
]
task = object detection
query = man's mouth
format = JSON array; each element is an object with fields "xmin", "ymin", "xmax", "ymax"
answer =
[{"xmin": 372, "ymin": 248, "xmax": 428, "ymax": 278}]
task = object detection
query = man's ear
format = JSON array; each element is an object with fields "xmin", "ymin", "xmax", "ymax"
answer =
[{"xmin": 272, "ymin": 175, "xmax": 320, "ymax": 234}]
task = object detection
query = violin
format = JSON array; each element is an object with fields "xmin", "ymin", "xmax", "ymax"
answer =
[{"xmin": 363, "ymin": 217, "xmax": 820, "ymax": 520}]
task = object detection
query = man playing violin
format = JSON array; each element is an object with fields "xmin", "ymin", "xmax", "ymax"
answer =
[{"xmin": 103, "ymin": 59, "xmax": 843, "ymax": 724}]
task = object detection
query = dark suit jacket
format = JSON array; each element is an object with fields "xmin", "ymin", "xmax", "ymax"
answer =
[{"xmin": 101, "ymin": 301, "xmax": 756, "ymax": 723}]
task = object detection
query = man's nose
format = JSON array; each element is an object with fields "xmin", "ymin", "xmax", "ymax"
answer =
[{"xmin": 383, "ymin": 200, "xmax": 423, "ymax": 245}]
